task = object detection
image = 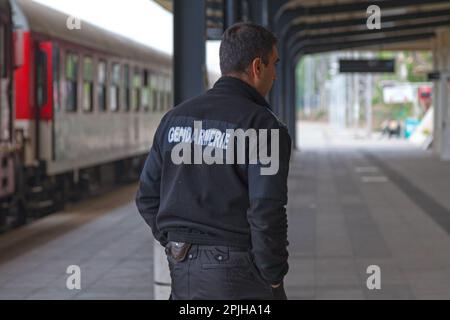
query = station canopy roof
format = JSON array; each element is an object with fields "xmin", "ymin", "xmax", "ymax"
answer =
[{"xmin": 153, "ymin": 0, "xmax": 450, "ymax": 53}]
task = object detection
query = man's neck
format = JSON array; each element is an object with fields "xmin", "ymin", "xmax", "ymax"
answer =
[{"xmin": 223, "ymin": 72, "xmax": 259, "ymax": 95}]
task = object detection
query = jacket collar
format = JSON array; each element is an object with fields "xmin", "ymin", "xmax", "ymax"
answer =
[{"xmin": 210, "ymin": 76, "xmax": 271, "ymax": 110}]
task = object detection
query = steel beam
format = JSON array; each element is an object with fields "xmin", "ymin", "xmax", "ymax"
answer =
[
  {"xmin": 293, "ymin": 32, "xmax": 435, "ymax": 58},
  {"xmin": 285, "ymin": 9, "xmax": 450, "ymax": 53}
]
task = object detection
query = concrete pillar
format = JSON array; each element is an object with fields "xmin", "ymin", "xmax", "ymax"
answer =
[
  {"xmin": 353, "ymin": 73, "xmax": 360, "ymax": 128},
  {"xmin": 433, "ymin": 28, "xmax": 450, "ymax": 160},
  {"xmin": 432, "ymin": 40, "xmax": 439, "ymax": 156},
  {"xmin": 444, "ymin": 29, "xmax": 450, "ymax": 160},
  {"xmin": 365, "ymin": 74, "xmax": 373, "ymax": 138},
  {"xmin": 433, "ymin": 31, "xmax": 444, "ymax": 156},
  {"xmin": 440, "ymin": 71, "xmax": 450, "ymax": 160},
  {"xmin": 438, "ymin": 28, "xmax": 450, "ymax": 160}
]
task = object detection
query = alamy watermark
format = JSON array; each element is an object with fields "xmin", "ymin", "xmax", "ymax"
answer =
[
  {"xmin": 66, "ymin": 16, "xmax": 82, "ymax": 30},
  {"xmin": 366, "ymin": 265, "xmax": 381, "ymax": 290},
  {"xmin": 367, "ymin": 5, "xmax": 381, "ymax": 30},
  {"xmin": 169, "ymin": 121, "xmax": 280, "ymax": 176},
  {"xmin": 66, "ymin": 265, "xmax": 81, "ymax": 290}
]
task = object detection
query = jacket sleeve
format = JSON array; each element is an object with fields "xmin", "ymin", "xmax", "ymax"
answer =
[
  {"xmin": 135, "ymin": 125, "xmax": 168, "ymax": 247},
  {"xmin": 246, "ymin": 115, "xmax": 291, "ymax": 286}
]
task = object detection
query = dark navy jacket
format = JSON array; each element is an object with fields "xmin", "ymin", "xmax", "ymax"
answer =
[{"xmin": 136, "ymin": 76, "xmax": 291, "ymax": 285}]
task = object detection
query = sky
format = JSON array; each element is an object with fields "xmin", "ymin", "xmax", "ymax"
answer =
[{"xmin": 32, "ymin": 0, "xmax": 221, "ymax": 73}]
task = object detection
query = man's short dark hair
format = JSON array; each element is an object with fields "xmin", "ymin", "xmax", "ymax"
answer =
[{"xmin": 219, "ymin": 22, "xmax": 277, "ymax": 75}]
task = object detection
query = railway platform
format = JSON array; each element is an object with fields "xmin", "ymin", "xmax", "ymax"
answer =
[{"xmin": 1, "ymin": 122, "xmax": 450, "ymax": 300}]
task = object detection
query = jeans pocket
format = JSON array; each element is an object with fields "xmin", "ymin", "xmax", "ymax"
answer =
[{"xmin": 246, "ymin": 253, "xmax": 269, "ymax": 285}]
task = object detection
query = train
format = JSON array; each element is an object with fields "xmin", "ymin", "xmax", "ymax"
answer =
[
  {"xmin": 1, "ymin": 0, "xmax": 209, "ymax": 228},
  {"xmin": 1, "ymin": 0, "xmax": 16, "ymax": 226}
]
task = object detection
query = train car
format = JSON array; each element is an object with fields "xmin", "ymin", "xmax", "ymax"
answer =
[
  {"xmin": 8, "ymin": 0, "xmax": 173, "ymax": 220},
  {"xmin": 0, "ymin": 0, "xmax": 19, "ymax": 226}
]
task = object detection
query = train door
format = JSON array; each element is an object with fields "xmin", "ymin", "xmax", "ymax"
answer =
[
  {"xmin": 34, "ymin": 41, "xmax": 52, "ymax": 162},
  {"xmin": 0, "ymin": 0, "xmax": 14, "ymax": 200},
  {"xmin": 36, "ymin": 42, "xmax": 52, "ymax": 119}
]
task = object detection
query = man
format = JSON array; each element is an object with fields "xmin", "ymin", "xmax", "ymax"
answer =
[{"xmin": 136, "ymin": 22, "xmax": 291, "ymax": 300}]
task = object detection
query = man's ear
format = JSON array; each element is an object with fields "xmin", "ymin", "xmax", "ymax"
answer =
[{"xmin": 251, "ymin": 57, "xmax": 263, "ymax": 78}]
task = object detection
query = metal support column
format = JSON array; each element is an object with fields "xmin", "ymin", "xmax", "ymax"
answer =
[
  {"xmin": 249, "ymin": 0, "xmax": 268, "ymax": 27},
  {"xmin": 156, "ymin": 0, "xmax": 206, "ymax": 300},
  {"xmin": 174, "ymin": 0, "xmax": 206, "ymax": 105},
  {"xmin": 288, "ymin": 58, "xmax": 297, "ymax": 148},
  {"xmin": 268, "ymin": 0, "xmax": 290, "ymax": 120},
  {"xmin": 225, "ymin": 0, "xmax": 240, "ymax": 29},
  {"xmin": 283, "ymin": 51, "xmax": 296, "ymax": 144}
]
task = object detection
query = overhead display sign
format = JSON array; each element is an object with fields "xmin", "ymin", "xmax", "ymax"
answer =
[
  {"xmin": 339, "ymin": 59, "xmax": 395, "ymax": 73},
  {"xmin": 427, "ymin": 72, "xmax": 440, "ymax": 81}
]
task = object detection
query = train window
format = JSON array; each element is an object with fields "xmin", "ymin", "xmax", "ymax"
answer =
[
  {"xmin": 166, "ymin": 76, "xmax": 172, "ymax": 110},
  {"xmin": 97, "ymin": 60, "xmax": 107, "ymax": 112},
  {"xmin": 161, "ymin": 76, "xmax": 166, "ymax": 111},
  {"xmin": 36, "ymin": 50, "xmax": 48, "ymax": 108},
  {"xmin": 143, "ymin": 69, "xmax": 149, "ymax": 86},
  {"xmin": 150, "ymin": 73, "xmax": 158, "ymax": 112},
  {"xmin": 132, "ymin": 68, "xmax": 141, "ymax": 111},
  {"xmin": 142, "ymin": 70, "xmax": 149, "ymax": 111},
  {"xmin": 147, "ymin": 71, "xmax": 154, "ymax": 111},
  {"xmin": 164, "ymin": 76, "xmax": 169, "ymax": 111},
  {"xmin": 158, "ymin": 75, "xmax": 164, "ymax": 111},
  {"xmin": 155, "ymin": 74, "xmax": 162, "ymax": 112},
  {"xmin": 110, "ymin": 63, "xmax": 121, "ymax": 112},
  {"xmin": 82, "ymin": 56, "xmax": 94, "ymax": 112},
  {"xmin": 65, "ymin": 53, "xmax": 78, "ymax": 112},
  {"xmin": 169, "ymin": 76, "xmax": 173, "ymax": 108},
  {"xmin": 53, "ymin": 45, "xmax": 61, "ymax": 113},
  {"xmin": 161, "ymin": 75, "xmax": 167, "ymax": 111},
  {"xmin": 158, "ymin": 75, "xmax": 164, "ymax": 112},
  {"xmin": 124, "ymin": 65, "xmax": 130, "ymax": 111},
  {"xmin": 0, "ymin": 26, "xmax": 5, "ymax": 78}
]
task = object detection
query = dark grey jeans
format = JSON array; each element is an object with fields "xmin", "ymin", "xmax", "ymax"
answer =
[{"xmin": 165, "ymin": 243, "xmax": 287, "ymax": 300}]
